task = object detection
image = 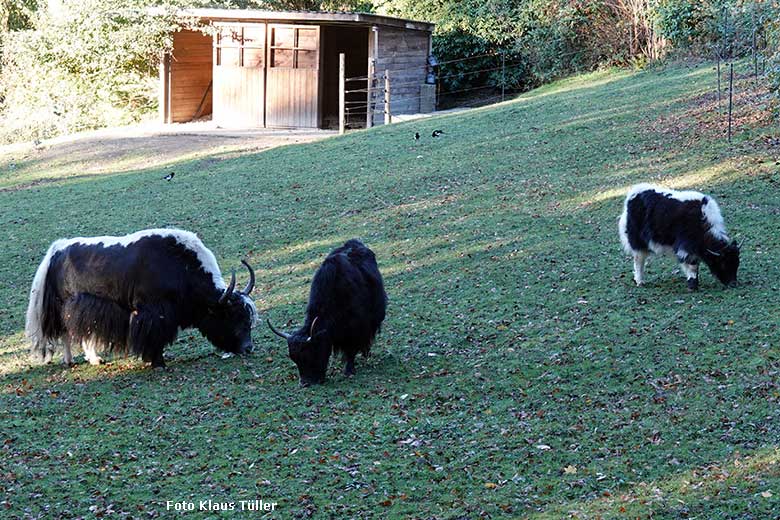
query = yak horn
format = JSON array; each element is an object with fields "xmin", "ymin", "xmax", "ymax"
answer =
[
  {"xmin": 240, "ymin": 260, "xmax": 255, "ymax": 295},
  {"xmin": 218, "ymin": 269, "xmax": 236, "ymax": 304},
  {"xmin": 308, "ymin": 316, "xmax": 320, "ymax": 340},
  {"xmin": 267, "ymin": 318, "xmax": 291, "ymax": 340},
  {"xmin": 706, "ymin": 249, "xmax": 721, "ymax": 257}
]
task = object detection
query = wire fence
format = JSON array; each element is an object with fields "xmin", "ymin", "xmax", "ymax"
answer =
[
  {"xmin": 338, "ymin": 52, "xmax": 522, "ymax": 130},
  {"xmin": 339, "ymin": 17, "xmax": 778, "ymax": 137}
]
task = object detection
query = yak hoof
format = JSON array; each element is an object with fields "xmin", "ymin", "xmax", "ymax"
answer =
[{"xmin": 686, "ymin": 278, "xmax": 699, "ymax": 291}]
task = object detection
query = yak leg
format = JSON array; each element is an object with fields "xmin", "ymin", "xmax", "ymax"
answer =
[
  {"xmin": 632, "ymin": 251, "xmax": 648, "ymax": 286},
  {"xmin": 81, "ymin": 337, "xmax": 104, "ymax": 365},
  {"xmin": 128, "ymin": 305, "xmax": 177, "ymax": 370},
  {"xmin": 151, "ymin": 350, "xmax": 167, "ymax": 370},
  {"xmin": 62, "ymin": 341, "xmax": 73, "ymax": 365},
  {"xmin": 680, "ymin": 262, "xmax": 699, "ymax": 291}
]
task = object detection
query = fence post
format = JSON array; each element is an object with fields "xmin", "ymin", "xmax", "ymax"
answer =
[
  {"xmin": 717, "ymin": 54, "xmax": 721, "ymax": 113},
  {"xmin": 752, "ymin": 29, "xmax": 758, "ymax": 78},
  {"xmin": 728, "ymin": 63, "xmax": 734, "ymax": 143},
  {"xmin": 752, "ymin": 3, "xmax": 758, "ymax": 78},
  {"xmin": 339, "ymin": 53, "xmax": 346, "ymax": 135},
  {"xmin": 723, "ymin": 6, "xmax": 730, "ymax": 59},
  {"xmin": 501, "ymin": 51, "xmax": 506, "ymax": 102},
  {"xmin": 384, "ymin": 70, "xmax": 391, "ymax": 125},
  {"xmin": 367, "ymin": 59, "xmax": 375, "ymax": 128}
]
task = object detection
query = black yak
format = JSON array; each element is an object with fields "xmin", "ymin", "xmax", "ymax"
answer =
[
  {"xmin": 267, "ymin": 239, "xmax": 387, "ymax": 386},
  {"xmin": 25, "ymin": 229, "xmax": 257, "ymax": 368},
  {"xmin": 619, "ymin": 184, "xmax": 740, "ymax": 290}
]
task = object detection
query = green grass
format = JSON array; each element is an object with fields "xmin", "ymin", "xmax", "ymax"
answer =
[{"xmin": 1, "ymin": 60, "xmax": 779, "ymax": 519}]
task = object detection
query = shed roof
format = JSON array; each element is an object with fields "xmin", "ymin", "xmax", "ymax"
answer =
[{"xmin": 179, "ymin": 8, "xmax": 434, "ymax": 32}]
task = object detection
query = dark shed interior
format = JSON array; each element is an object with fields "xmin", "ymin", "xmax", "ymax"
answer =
[{"xmin": 321, "ymin": 25, "xmax": 368, "ymax": 129}]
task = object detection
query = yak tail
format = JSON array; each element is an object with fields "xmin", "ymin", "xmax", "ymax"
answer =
[{"xmin": 25, "ymin": 241, "xmax": 65, "ymax": 362}]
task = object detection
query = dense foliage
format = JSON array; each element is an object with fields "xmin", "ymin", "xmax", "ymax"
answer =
[
  {"xmin": 1, "ymin": 0, "xmax": 778, "ymax": 144},
  {"xmin": 0, "ymin": 1, "xmax": 189, "ymax": 143}
]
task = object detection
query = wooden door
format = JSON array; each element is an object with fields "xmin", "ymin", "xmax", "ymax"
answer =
[
  {"xmin": 266, "ymin": 25, "xmax": 321, "ymax": 128},
  {"xmin": 213, "ymin": 23, "xmax": 266, "ymax": 127}
]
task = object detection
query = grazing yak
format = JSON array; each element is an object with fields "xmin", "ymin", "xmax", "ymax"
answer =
[
  {"xmin": 619, "ymin": 184, "xmax": 740, "ymax": 290},
  {"xmin": 267, "ymin": 239, "xmax": 387, "ymax": 387},
  {"xmin": 25, "ymin": 229, "xmax": 257, "ymax": 368}
]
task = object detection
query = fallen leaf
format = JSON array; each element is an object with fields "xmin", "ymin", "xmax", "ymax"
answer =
[
  {"xmin": 563, "ymin": 465, "xmax": 577, "ymax": 474},
  {"xmin": 760, "ymin": 490, "xmax": 773, "ymax": 498}
]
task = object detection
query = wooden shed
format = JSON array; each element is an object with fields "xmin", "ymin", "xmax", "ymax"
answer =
[{"xmin": 159, "ymin": 9, "xmax": 435, "ymax": 129}]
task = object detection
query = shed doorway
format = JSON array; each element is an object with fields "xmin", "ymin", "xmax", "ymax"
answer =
[{"xmin": 321, "ymin": 26, "xmax": 369, "ymax": 129}]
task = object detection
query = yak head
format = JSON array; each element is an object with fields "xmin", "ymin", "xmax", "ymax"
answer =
[
  {"xmin": 200, "ymin": 260, "xmax": 257, "ymax": 354},
  {"xmin": 268, "ymin": 316, "xmax": 330, "ymax": 387},
  {"xmin": 705, "ymin": 239, "xmax": 740, "ymax": 288}
]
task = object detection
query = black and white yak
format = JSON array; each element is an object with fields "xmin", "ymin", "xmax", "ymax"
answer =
[
  {"xmin": 619, "ymin": 184, "xmax": 740, "ymax": 290},
  {"xmin": 267, "ymin": 239, "xmax": 387, "ymax": 386},
  {"xmin": 25, "ymin": 229, "xmax": 258, "ymax": 368}
]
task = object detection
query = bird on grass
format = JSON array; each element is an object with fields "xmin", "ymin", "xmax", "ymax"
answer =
[
  {"xmin": 163, "ymin": 172, "xmax": 175, "ymax": 181},
  {"xmin": 414, "ymin": 132, "xmax": 420, "ymax": 141},
  {"xmin": 432, "ymin": 130, "xmax": 444, "ymax": 138}
]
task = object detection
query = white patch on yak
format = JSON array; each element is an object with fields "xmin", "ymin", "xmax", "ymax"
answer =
[
  {"xmin": 648, "ymin": 240, "xmax": 676, "ymax": 257},
  {"xmin": 81, "ymin": 337, "xmax": 104, "ymax": 365},
  {"xmin": 632, "ymin": 251, "xmax": 648, "ymax": 286},
  {"xmin": 680, "ymin": 262, "xmax": 699, "ymax": 281},
  {"xmin": 240, "ymin": 293, "xmax": 259, "ymax": 328},
  {"xmin": 622, "ymin": 183, "xmax": 729, "ymax": 241},
  {"xmin": 618, "ymin": 207, "xmax": 631, "ymax": 255},
  {"xmin": 25, "ymin": 228, "xmax": 228, "ymax": 359}
]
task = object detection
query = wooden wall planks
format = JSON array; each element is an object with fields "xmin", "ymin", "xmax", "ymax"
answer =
[
  {"xmin": 266, "ymin": 68, "xmax": 319, "ymax": 128},
  {"xmin": 170, "ymin": 30, "xmax": 213, "ymax": 122}
]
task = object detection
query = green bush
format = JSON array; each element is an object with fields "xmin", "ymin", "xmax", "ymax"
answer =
[
  {"xmin": 655, "ymin": 0, "xmax": 712, "ymax": 48},
  {"xmin": 0, "ymin": 1, "xmax": 187, "ymax": 144},
  {"xmin": 384, "ymin": 0, "xmax": 663, "ymax": 96}
]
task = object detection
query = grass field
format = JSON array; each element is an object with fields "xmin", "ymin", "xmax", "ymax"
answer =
[{"xmin": 1, "ymin": 60, "xmax": 779, "ymax": 519}]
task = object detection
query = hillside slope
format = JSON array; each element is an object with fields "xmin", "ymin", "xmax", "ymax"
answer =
[{"xmin": 0, "ymin": 61, "xmax": 778, "ymax": 518}]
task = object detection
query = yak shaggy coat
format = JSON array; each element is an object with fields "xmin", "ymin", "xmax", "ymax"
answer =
[
  {"xmin": 619, "ymin": 184, "xmax": 740, "ymax": 290},
  {"xmin": 25, "ymin": 229, "xmax": 257, "ymax": 368},
  {"xmin": 268, "ymin": 239, "xmax": 387, "ymax": 386}
]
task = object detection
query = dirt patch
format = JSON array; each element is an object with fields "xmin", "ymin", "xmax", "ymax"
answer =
[{"xmin": 0, "ymin": 122, "xmax": 336, "ymax": 190}]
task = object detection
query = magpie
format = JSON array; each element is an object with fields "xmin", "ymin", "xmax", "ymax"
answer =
[
  {"xmin": 414, "ymin": 132, "xmax": 420, "ymax": 141},
  {"xmin": 163, "ymin": 172, "xmax": 175, "ymax": 181},
  {"xmin": 431, "ymin": 129, "xmax": 444, "ymax": 137}
]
